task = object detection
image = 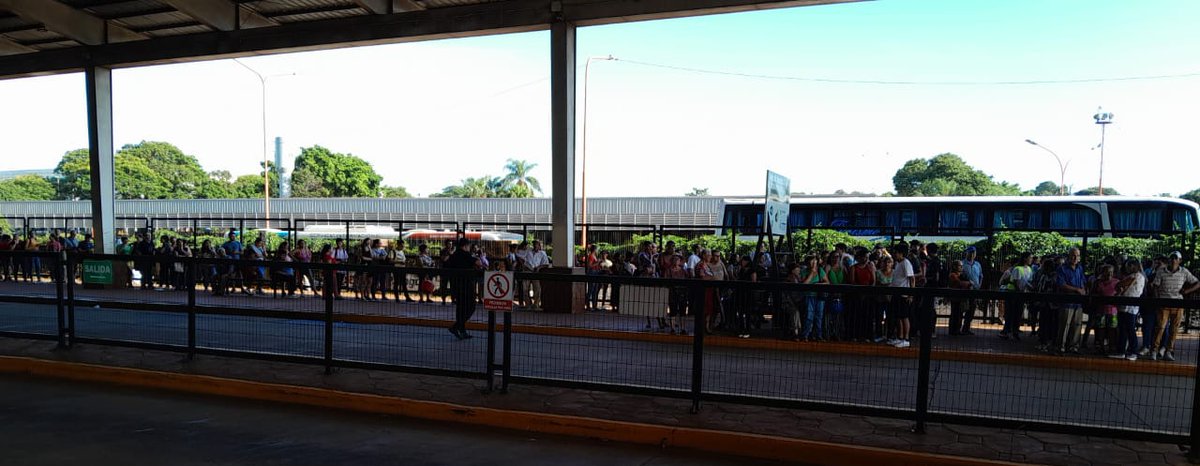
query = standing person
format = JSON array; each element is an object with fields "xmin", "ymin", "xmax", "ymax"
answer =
[
  {"xmin": 783, "ymin": 262, "xmax": 805, "ymax": 341},
  {"xmin": 1138, "ymin": 256, "xmax": 1165, "ymax": 357},
  {"xmin": 800, "ymin": 255, "xmax": 828, "ymax": 341},
  {"xmin": 155, "ymin": 235, "xmax": 174, "ymax": 290},
  {"xmin": 707, "ymin": 250, "xmax": 727, "ymax": 331},
  {"xmin": 661, "ymin": 254, "xmax": 689, "ymax": 335},
  {"xmin": 947, "ymin": 260, "xmax": 973, "ymax": 336},
  {"xmin": 874, "ymin": 256, "xmax": 895, "ymax": 343},
  {"xmin": 1087, "ymin": 264, "xmax": 1120, "ymax": 354},
  {"xmin": 446, "ymin": 238, "xmax": 479, "ymax": 339},
  {"xmin": 173, "ymin": 238, "xmax": 191, "ymax": 291},
  {"xmin": 1147, "ymin": 251, "xmax": 1200, "ymax": 361},
  {"xmin": 133, "ymin": 233, "xmax": 154, "ymax": 289},
  {"xmin": 368, "ymin": 239, "xmax": 388, "ymax": 301},
  {"xmin": 694, "ymin": 249, "xmax": 716, "ymax": 332},
  {"xmin": 1110, "ymin": 259, "xmax": 1146, "ymax": 360},
  {"xmin": 514, "ymin": 241, "xmax": 533, "ymax": 309},
  {"xmin": 919, "ymin": 242, "xmax": 944, "ymax": 342},
  {"xmin": 526, "ymin": 240, "xmax": 550, "ymax": 310},
  {"xmin": 889, "ymin": 243, "xmax": 916, "ymax": 348},
  {"xmin": 731, "ymin": 255, "xmax": 757, "ymax": 338},
  {"xmin": 292, "ymin": 239, "xmax": 314, "ymax": 295},
  {"xmin": 824, "ymin": 251, "xmax": 847, "ymax": 341},
  {"xmin": 584, "ymin": 244, "xmax": 602, "ymax": 310},
  {"xmin": 1032, "ymin": 257, "xmax": 1060, "ymax": 352},
  {"xmin": 1055, "ymin": 247, "xmax": 1087, "ymax": 355},
  {"xmin": 684, "ymin": 244, "xmax": 702, "ymax": 276},
  {"xmin": 959, "ymin": 246, "xmax": 983, "ymax": 335},
  {"xmin": 999, "ymin": 252, "xmax": 1034, "ymax": 340},
  {"xmin": 273, "ymin": 242, "xmax": 298, "ymax": 297},
  {"xmin": 388, "ymin": 240, "xmax": 414, "ymax": 303},
  {"xmin": 417, "ymin": 243, "xmax": 435, "ymax": 303},
  {"xmin": 848, "ymin": 248, "xmax": 875, "ymax": 342},
  {"xmin": 0, "ymin": 234, "xmax": 13, "ymax": 283}
]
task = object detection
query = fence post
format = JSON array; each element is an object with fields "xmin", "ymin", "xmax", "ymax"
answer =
[
  {"xmin": 690, "ymin": 283, "xmax": 706, "ymax": 414},
  {"xmin": 913, "ymin": 291, "xmax": 932, "ymax": 434},
  {"xmin": 56, "ymin": 252, "xmax": 68, "ymax": 348},
  {"xmin": 502, "ymin": 310, "xmax": 512, "ymax": 394},
  {"xmin": 324, "ymin": 266, "xmax": 335, "ymax": 374},
  {"xmin": 65, "ymin": 252, "xmax": 76, "ymax": 347},
  {"xmin": 186, "ymin": 257, "xmax": 196, "ymax": 360},
  {"xmin": 486, "ymin": 309, "xmax": 497, "ymax": 393},
  {"xmin": 1189, "ymin": 353, "xmax": 1200, "ymax": 462}
]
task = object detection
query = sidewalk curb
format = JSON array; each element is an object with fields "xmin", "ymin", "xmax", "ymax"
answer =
[{"xmin": 0, "ymin": 355, "xmax": 1031, "ymax": 466}]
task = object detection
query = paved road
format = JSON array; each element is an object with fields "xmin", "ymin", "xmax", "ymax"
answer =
[
  {"xmin": 0, "ymin": 375, "xmax": 789, "ymax": 466},
  {"xmin": 0, "ymin": 300, "xmax": 1193, "ymax": 437}
]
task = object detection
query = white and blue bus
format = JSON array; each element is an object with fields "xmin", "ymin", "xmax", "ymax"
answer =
[{"xmin": 721, "ymin": 196, "xmax": 1200, "ymax": 238}]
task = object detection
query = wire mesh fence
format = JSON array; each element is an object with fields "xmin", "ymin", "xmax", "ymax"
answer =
[{"xmin": 0, "ymin": 250, "xmax": 1195, "ymax": 443}]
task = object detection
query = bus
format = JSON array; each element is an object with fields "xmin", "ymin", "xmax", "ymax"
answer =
[{"xmin": 721, "ymin": 196, "xmax": 1200, "ymax": 238}]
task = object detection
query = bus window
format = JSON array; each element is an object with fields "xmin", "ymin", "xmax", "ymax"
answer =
[
  {"xmin": 812, "ymin": 210, "xmax": 829, "ymax": 227},
  {"xmin": 938, "ymin": 208, "xmax": 974, "ymax": 230},
  {"xmin": 993, "ymin": 209, "xmax": 1027, "ymax": 229},
  {"xmin": 1172, "ymin": 208, "xmax": 1198, "ymax": 232},
  {"xmin": 855, "ymin": 210, "xmax": 881, "ymax": 227},
  {"xmin": 789, "ymin": 209, "xmax": 809, "ymax": 228},
  {"xmin": 1050, "ymin": 208, "xmax": 1101, "ymax": 231},
  {"xmin": 1111, "ymin": 207, "xmax": 1163, "ymax": 232}
]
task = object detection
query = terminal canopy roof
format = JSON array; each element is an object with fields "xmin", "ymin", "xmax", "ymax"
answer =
[{"xmin": 0, "ymin": 0, "xmax": 854, "ymax": 79}]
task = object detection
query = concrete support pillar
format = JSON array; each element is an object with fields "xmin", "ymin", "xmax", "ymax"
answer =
[
  {"xmin": 85, "ymin": 65, "xmax": 116, "ymax": 254},
  {"xmin": 549, "ymin": 19, "xmax": 576, "ymax": 268}
]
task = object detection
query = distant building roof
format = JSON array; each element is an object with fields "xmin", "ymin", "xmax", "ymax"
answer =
[{"xmin": 0, "ymin": 169, "xmax": 54, "ymax": 180}]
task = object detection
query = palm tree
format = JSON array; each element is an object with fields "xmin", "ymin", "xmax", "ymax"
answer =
[{"xmin": 502, "ymin": 159, "xmax": 542, "ymax": 197}]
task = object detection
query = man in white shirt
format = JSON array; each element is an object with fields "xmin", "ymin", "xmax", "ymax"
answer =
[
  {"xmin": 684, "ymin": 244, "xmax": 702, "ymax": 277},
  {"xmin": 889, "ymin": 243, "xmax": 916, "ymax": 348},
  {"xmin": 525, "ymin": 240, "xmax": 550, "ymax": 310},
  {"xmin": 1110, "ymin": 258, "xmax": 1146, "ymax": 361}
]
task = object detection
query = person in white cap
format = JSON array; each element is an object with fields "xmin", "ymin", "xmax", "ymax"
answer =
[{"xmin": 1148, "ymin": 251, "xmax": 1199, "ymax": 361}]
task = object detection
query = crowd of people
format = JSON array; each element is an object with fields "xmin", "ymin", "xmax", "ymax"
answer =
[{"xmin": 1, "ymin": 230, "xmax": 1197, "ymax": 359}]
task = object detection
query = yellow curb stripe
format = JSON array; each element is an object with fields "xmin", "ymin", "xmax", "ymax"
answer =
[
  {"xmin": 336, "ymin": 313, "xmax": 1191, "ymax": 377},
  {"xmin": 0, "ymin": 355, "xmax": 1030, "ymax": 466}
]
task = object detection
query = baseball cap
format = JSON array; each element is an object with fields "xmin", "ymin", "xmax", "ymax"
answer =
[
  {"xmin": 1168, "ymin": 251, "xmax": 1183, "ymax": 259},
  {"xmin": 965, "ymin": 246, "xmax": 977, "ymax": 253}
]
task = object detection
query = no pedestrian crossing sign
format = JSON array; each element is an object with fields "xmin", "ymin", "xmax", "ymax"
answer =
[{"xmin": 483, "ymin": 270, "xmax": 514, "ymax": 312}]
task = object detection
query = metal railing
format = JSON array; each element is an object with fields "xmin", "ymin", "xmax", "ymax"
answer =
[{"xmin": 0, "ymin": 250, "xmax": 1198, "ymax": 452}]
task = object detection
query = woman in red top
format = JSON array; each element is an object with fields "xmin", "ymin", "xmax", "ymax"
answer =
[{"xmin": 848, "ymin": 248, "xmax": 875, "ymax": 342}]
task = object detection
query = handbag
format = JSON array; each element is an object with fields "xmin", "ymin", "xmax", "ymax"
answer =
[
  {"xmin": 419, "ymin": 278, "xmax": 435, "ymax": 294},
  {"xmin": 829, "ymin": 298, "xmax": 844, "ymax": 314}
]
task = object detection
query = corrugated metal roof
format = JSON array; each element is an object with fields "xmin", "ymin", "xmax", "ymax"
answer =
[{"xmin": 0, "ymin": 197, "xmax": 726, "ymax": 226}]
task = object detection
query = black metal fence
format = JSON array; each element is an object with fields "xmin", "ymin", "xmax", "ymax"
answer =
[{"xmin": 0, "ymin": 250, "xmax": 1198, "ymax": 453}]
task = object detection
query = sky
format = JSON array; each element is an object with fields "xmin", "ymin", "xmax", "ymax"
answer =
[{"xmin": 1, "ymin": 0, "xmax": 1198, "ymax": 198}]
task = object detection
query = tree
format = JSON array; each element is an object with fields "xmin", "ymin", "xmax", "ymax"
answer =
[
  {"xmin": 53, "ymin": 149, "xmax": 92, "ymax": 200},
  {"xmin": 1030, "ymin": 181, "xmax": 1062, "ymax": 196},
  {"xmin": 115, "ymin": 155, "xmax": 170, "ymax": 199},
  {"xmin": 892, "ymin": 153, "xmax": 1022, "ymax": 197},
  {"xmin": 0, "ymin": 175, "xmax": 56, "ymax": 201},
  {"xmin": 686, "ymin": 188, "xmax": 710, "ymax": 197},
  {"xmin": 379, "ymin": 185, "xmax": 412, "ymax": 198},
  {"xmin": 433, "ymin": 177, "xmax": 492, "ymax": 198},
  {"xmin": 289, "ymin": 145, "xmax": 383, "ymax": 198},
  {"xmin": 501, "ymin": 159, "xmax": 542, "ymax": 197},
  {"xmin": 1180, "ymin": 189, "xmax": 1200, "ymax": 205},
  {"xmin": 231, "ymin": 174, "xmax": 268, "ymax": 199},
  {"xmin": 1074, "ymin": 186, "xmax": 1120, "ymax": 196},
  {"xmin": 117, "ymin": 141, "xmax": 209, "ymax": 199}
]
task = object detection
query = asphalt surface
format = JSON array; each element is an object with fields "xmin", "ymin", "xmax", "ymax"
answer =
[{"xmin": 0, "ymin": 375, "xmax": 791, "ymax": 466}]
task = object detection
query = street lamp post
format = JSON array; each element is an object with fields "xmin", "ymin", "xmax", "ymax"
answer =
[
  {"xmin": 234, "ymin": 59, "xmax": 293, "ymax": 229},
  {"xmin": 1025, "ymin": 139, "xmax": 1069, "ymax": 195},
  {"xmin": 1093, "ymin": 107, "xmax": 1114, "ymax": 196},
  {"xmin": 580, "ymin": 55, "xmax": 615, "ymax": 250}
]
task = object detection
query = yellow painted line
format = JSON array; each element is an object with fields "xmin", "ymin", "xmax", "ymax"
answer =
[
  {"xmin": 336, "ymin": 313, "xmax": 1192, "ymax": 377},
  {"xmin": 0, "ymin": 355, "xmax": 1031, "ymax": 466}
]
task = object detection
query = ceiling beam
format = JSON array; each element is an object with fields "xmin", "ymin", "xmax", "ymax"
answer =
[
  {"xmin": 354, "ymin": 0, "xmax": 425, "ymax": 14},
  {"xmin": 0, "ymin": 0, "xmax": 146, "ymax": 45},
  {"xmin": 157, "ymin": 0, "xmax": 277, "ymax": 31},
  {"xmin": 0, "ymin": 0, "xmax": 858, "ymax": 79},
  {"xmin": 0, "ymin": 36, "xmax": 34, "ymax": 55}
]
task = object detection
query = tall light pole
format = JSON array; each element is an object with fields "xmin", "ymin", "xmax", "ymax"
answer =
[
  {"xmin": 1093, "ymin": 107, "xmax": 1114, "ymax": 196},
  {"xmin": 233, "ymin": 59, "xmax": 293, "ymax": 228},
  {"xmin": 1025, "ymin": 139, "xmax": 1070, "ymax": 195},
  {"xmin": 580, "ymin": 55, "xmax": 615, "ymax": 250}
]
